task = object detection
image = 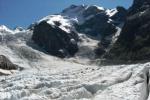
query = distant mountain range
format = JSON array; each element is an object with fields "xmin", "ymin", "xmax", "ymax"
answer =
[
  {"xmin": 31, "ymin": 4, "xmax": 127, "ymax": 62},
  {"xmin": 0, "ymin": 0, "xmax": 150, "ymax": 65},
  {"xmin": 31, "ymin": 0, "xmax": 150, "ymax": 64}
]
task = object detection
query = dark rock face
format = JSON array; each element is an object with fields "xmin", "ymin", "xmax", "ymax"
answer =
[
  {"xmin": 128, "ymin": 0, "xmax": 150, "ymax": 15},
  {"xmin": 111, "ymin": 6, "xmax": 127, "ymax": 24},
  {"xmin": 75, "ymin": 6, "xmax": 127, "ymax": 39},
  {"xmin": 94, "ymin": 46, "xmax": 106, "ymax": 57},
  {"xmin": 76, "ymin": 13, "xmax": 117, "ymax": 38},
  {"xmin": 0, "ymin": 55, "xmax": 22, "ymax": 70},
  {"xmin": 32, "ymin": 21, "xmax": 79, "ymax": 58},
  {"xmin": 106, "ymin": 0, "xmax": 150, "ymax": 61},
  {"xmin": 75, "ymin": 6, "xmax": 127, "ymax": 58},
  {"xmin": 75, "ymin": 13, "xmax": 117, "ymax": 57}
]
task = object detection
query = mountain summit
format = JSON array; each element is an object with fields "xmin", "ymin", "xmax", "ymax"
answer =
[{"xmin": 32, "ymin": 5, "xmax": 127, "ymax": 58}]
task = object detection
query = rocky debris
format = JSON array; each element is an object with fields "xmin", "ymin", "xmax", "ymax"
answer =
[
  {"xmin": 106, "ymin": 0, "xmax": 150, "ymax": 62},
  {"xmin": 0, "ymin": 55, "xmax": 23, "ymax": 71},
  {"xmin": 32, "ymin": 21, "xmax": 79, "ymax": 58}
]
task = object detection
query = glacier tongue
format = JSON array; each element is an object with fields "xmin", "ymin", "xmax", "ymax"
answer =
[
  {"xmin": 0, "ymin": 48, "xmax": 148, "ymax": 100},
  {"xmin": 0, "ymin": 29, "xmax": 148, "ymax": 100}
]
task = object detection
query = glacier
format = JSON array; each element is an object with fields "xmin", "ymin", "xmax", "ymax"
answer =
[
  {"xmin": 0, "ymin": 4, "xmax": 149, "ymax": 100},
  {"xmin": 0, "ymin": 24, "xmax": 149, "ymax": 100}
]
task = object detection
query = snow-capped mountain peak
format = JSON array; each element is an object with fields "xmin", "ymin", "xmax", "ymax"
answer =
[
  {"xmin": 34, "ymin": 4, "xmax": 126, "ymax": 59},
  {"xmin": 39, "ymin": 15, "xmax": 74, "ymax": 33},
  {"xmin": 0, "ymin": 25, "xmax": 14, "ymax": 34},
  {"xmin": 61, "ymin": 5, "xmax": 106, "ymax": 24},
  {"xmin": 38, "ymin": 5, "xmax": 122, "ymax": 35},
  {"xmin": 0, "ymin": 25, "xmax": 26, "ymax": 35}
]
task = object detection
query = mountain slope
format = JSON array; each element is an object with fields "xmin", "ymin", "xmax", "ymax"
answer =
[
  {"xmin": 106, "ymin": 0, "xmax": 150, "ymax": 62},
  {"xmin": 32, "ymin": 5, "xmax": 127, "ymax": 58}
]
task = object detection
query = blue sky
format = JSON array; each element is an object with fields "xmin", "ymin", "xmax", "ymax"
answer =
[{"xmin": 0, "ymin": 0, "xmax": 133, "ymax": 29}]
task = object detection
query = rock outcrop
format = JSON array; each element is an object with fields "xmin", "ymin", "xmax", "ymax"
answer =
[
  {"xmin": 0, "ymin": 55, "xmax": 22, "ymax": 70},
  {"xmin": 76, "ymin": 13, "xmax": 117, "ymax": 38},
  {"xmin": 106, "ymin": 0, "xmax": 150, "ymax": 62},
  {"xmin": 32, "ymin": 21, "xmax": 79, "ymax": 58},
  {"xmin": 111, "ymin": 6, "xmax": 127, "ymax": 24},
  {"xmin": 74, "ymin": 6, "xmax": 127, "ymax": 57}
]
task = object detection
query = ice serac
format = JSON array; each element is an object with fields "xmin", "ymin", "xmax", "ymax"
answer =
[{"xmin": 106, "ymin": 0, "xmax": 150, "ymax": 62}]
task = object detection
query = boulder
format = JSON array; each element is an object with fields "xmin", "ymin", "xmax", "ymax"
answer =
[{"xmin": 0, "ymin": 55, "xmax": 22, "ymax": 70}]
